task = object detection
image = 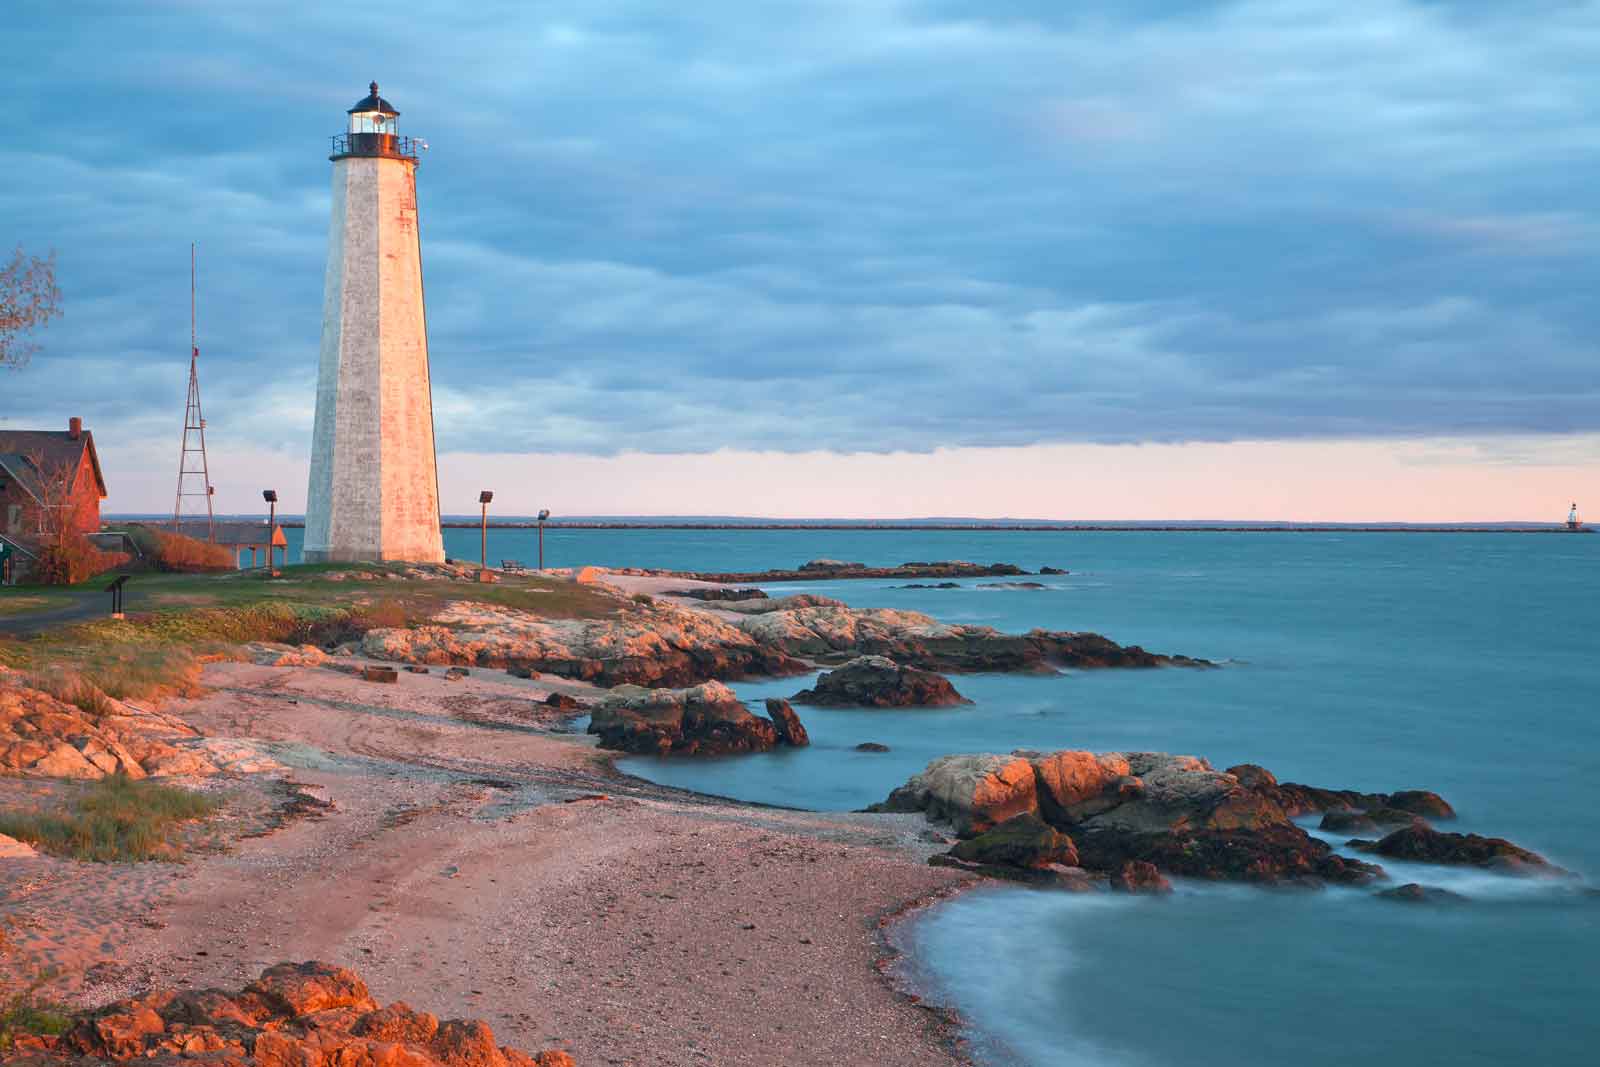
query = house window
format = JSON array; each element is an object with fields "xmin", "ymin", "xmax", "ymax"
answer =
[{"xmin": 6, "ymin": 505, "xmax": 19, "ymax": 535}]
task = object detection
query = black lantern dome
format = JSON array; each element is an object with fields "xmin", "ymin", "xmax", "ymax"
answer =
[{"xmin": 348, "ymin": 81, "xmax": 399, "ymax": 117}]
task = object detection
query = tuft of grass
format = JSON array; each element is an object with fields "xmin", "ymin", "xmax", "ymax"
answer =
[
  {"xmin": 0, "ymin": 978, "xmax": 71, "ymax": 1053},
  {"xmin": 23, "ymin": 671, "xmax": 113, "ymax": 717},
  {"xmin": 0, "ymin": 774, "xmax": 222, "ymax": 863}
]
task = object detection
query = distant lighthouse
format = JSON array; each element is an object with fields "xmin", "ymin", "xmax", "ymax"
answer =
[
  {"xmin": 1568, "ymin": 502, "xmax": 1584, "ymax": 532},
  {"xmin": 303, "ymin": 82, "xmax": 445, "ymax": 563}
]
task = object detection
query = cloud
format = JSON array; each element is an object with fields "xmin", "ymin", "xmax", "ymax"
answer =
[{"xmin": 3, "ymin": 0, "xmax": 1600, "ymax": 512}]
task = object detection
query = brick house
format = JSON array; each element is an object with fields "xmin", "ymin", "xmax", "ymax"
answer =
[{"xmin": 0, "ymin": 417, "xmax": 108, "ymax": 550}]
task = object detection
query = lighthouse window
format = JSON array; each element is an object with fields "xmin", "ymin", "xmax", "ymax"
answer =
[{"xmin": 349, "ymin": 112, "xmax": 395, "ymax": 135}]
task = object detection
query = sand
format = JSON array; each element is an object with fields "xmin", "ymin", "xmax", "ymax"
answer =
[{"xmin": 0, "ymin": 660, "xmax": 972, "ymax": 1067}]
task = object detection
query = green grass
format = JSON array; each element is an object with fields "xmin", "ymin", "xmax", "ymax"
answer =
[
  {"xmin": 0, "ymin": 774, "xmax": 222, "ymax": 862},
  {"xmin": 0, "ymin": 985, "xmax": 71, "ymax": 1053},
  {"xmin": 0, "ymin": 563, "xmax": 625, "ymax": 700}
]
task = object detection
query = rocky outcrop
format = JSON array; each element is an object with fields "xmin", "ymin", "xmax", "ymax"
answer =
[
  {"xmin": 764, "ymin": 698, "xmax": 809, "ymax": 746},
  {"xmin": 789, "ymin": 656, "xmax": 970, "ymax": 707},
  {"xmin": 737, "ymin": 605, "xmax": 1209, "ymax": 673},
  {"xmin": 876, "ymin": 750, "xmax": 1409, "ymax": 885},
  {"xmin": 1350, "ymin": 823, "xmax": 1560, "ymax": 874},
  {"xmin": 5, "ymin": 961, "xmax": 575, "ymax": 1066},
  {"xmin": 669, "ymin": 560, "xmax": 1029, "ymax": 584},
  {"xmin": 586, "ymin": 682, "xmax": 810, "ymax": 756},
  {"xmin": 0, "ymin": 677, "xmax": 228, "ymax": 781},
  {"xmin": 361, "ymin": 600, "xmax": 808, "ymax": 689}
]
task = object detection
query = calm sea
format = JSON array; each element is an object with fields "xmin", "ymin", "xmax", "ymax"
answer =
[{"xmin": 293, "ymin": 525, "xmax": 1599, "ymax": 1065}]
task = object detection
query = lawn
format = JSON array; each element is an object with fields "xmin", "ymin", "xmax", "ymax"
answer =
[{"xmin": 0, "ymin": 562, "xmax": 625, "ymax": 700}]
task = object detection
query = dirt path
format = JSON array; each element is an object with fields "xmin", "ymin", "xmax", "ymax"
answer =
[{"xmin": 1, "ymin": 661, "xmax": 971, "ymax": 1067}]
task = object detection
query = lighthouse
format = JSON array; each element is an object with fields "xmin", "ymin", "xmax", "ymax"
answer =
[{"xmin": 303, "ymin": 82, "xmax": 445, "ymax": 563}]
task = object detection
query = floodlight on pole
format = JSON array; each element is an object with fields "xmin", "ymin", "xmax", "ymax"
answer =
[
  {"xmin": 479, "ymin": 491, "xmax": 494, "ymax": 571},
  {"xmin": 261, "ymin": 489, "xmax": 280, "ymax": 576}
]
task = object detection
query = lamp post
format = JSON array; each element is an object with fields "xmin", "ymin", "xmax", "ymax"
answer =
[
  {"xmin": 262, "ymin": 490, "xmax": 279, "ymax": 576},
  {"xmin": 479, "ymin": 491, "xmax": 494, "ymax": 571},
  {"xmin": 537, "ymin": 509, "xmax": 550, "ymax": 570}
]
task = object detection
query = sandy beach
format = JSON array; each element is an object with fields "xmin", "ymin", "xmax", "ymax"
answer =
[{"xmin": 1, "ymin": 657, "xmax": 972, "ymax": 1067}]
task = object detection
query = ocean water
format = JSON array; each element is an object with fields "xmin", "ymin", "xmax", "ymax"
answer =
[{"xmin": 295, "ymin": 525, "xmax": 1600, "ymax": 1064}]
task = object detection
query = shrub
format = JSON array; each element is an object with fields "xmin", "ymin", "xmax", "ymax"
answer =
[
  {"xmin": 31, "ymin": 536, "xmax": 128, "ymax": 585},
  {"xmin": 0, "ymin": 773, "xmax": 221, "ymax": 862},
  {"xmin": 150, "ymin": 529, "xmax": 235, "ymax": 573}
]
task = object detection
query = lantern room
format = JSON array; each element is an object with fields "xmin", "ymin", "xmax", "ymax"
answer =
[
  {"xmin": 348, "ymin": 81, "xmax": 398, "ymax": 134},
  {"xmin": 329, "ymin": 80, "xmax": 422, "ymax": 163}
]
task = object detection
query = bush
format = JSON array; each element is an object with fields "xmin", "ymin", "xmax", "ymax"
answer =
[
  {"xmin": 31, "ymin": 536, "xmax": 129, "ymax": 585},
  {"xmin": 150, "ymin": 530, "xmax": 235, "ymax": 573},
  {"xmin": 0, "ymin": 773, "xmax": 221, "ymax": 862}
]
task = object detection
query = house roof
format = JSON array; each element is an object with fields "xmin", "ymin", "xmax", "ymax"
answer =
[
  {"xmin": 170, "ymin": 521, "xmax": 288, "ymax": 548},
  {"xmin": 0, "ymin": 428, "xmax": 107, "ymax": 500}
]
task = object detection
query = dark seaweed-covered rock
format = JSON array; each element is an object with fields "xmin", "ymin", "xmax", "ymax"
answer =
[
  {"xmin": 854, "ymin": 742, "xmax": 890, "ymax": 752},
  {"xmin": 1110, "ymin": 860, "xmax": 1172, "ymax": 894},
  {"xmin": 1354, "ymin": 823, "xmax": 1559, "ymax": 874},
  {"xmin": 664, "ymin": 587, "xmax": 770, "ymax": 601},
  {"xmin": 790, "ymin": 656, "xmax": 971, "ymax": 707},
  {"xmin": 948, "ymin": 813, "xmax": 1078, "ymax": 869},
  {"xmin": 1377, "ymin": 883, "xmax": 1469, "ymax": 904}
]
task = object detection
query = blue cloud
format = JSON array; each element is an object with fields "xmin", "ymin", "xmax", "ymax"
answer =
[{"xmin": 2, "ymin": 0, "xmax": 1597, "ymax": 460}]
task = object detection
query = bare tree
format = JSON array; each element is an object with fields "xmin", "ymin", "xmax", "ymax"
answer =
[
  {"xmin": 1, "ymin": 246, "xmax": 62, "ymax": 369},
  {"xmin": 19, "ymin": 447, "xmax": 84, "ymax": 552}
]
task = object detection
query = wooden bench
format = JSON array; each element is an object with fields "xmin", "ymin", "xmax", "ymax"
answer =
[{"xmin": 502, "ymin": 559, "xmax": 527, "ymax": 574}]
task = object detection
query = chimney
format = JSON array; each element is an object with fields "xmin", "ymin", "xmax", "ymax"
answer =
[{"xmin": 68, "ymin": 417, "xmax": 82, "ymax": 440}]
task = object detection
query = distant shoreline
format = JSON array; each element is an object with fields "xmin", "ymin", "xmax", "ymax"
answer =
[{"xmin": 107, "ymin": 517, "xmax": 1592, "ymax": 534}]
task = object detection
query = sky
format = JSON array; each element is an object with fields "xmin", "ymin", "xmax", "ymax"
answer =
[{"xmin": 1, "ymin": 0, "xmax": 1597, "ymax": 520}]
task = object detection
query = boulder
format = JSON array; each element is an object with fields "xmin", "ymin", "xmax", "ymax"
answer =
[
  {"xmin": 1039, "ymin": 566, "xmax": 1068, "ymax": 575},
  {"xmin": 24, "ymin": 961, "xmax": 574, "ymax": 1066},
  {"xmin": 1354, "ymin": 823, "xmax": 1559, "ymax": 874},
  {"xmin": 0, "ymin": 832, "xmax": 38, "ymax": 858},
  {"xmin": 587, "ymin": 682, "xmax": 778, "ymax": 756},
  {"xmin": 763, "ymin": 698, "xmax": 809, "ymax": 747},
  {"xmin": 873, "ymin": 753, "xmax": 1038, "ymax": 834},
  {"xmin": 854, "ymin": 742, "xmax": 890, "ymax": 753},
  {"xmin": 1318, "ymin": 810, "xmax": 1379, "ymax": 834},
  {"xmin": 948, "ymin": 813, "xmax": 1077, "ymax": 869},
  {"xmin": 1026, "ymin": 750, "xmax": 1136, "ymax": 824},
  {"xmin": 789, "ymin": 656, "xmax": 970, "ymax": 708},
  {"xmin": 543, "ymin": 692, "xmax": 582, "ymax": 711}
]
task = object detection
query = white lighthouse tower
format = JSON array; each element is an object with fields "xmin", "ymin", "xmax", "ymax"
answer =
[{"xmin": 303, "ymin": 82, "xmax": 445, "ymax": 563}]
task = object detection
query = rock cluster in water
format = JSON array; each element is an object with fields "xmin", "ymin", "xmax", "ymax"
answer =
[
  {"xmin": 789, "ymin": 655, "xmax": 971, "ymax": 707},
  {"xmin": 4, "ymin": 960, "xmax": 575, "ymax": 1066},
  {"xmin": 873, "ymin": 750, "xmax": 1559, "ymax": 887},
  {"xmin": 586, "ymin": 681, "xmax": 811, "ymax": 756}
]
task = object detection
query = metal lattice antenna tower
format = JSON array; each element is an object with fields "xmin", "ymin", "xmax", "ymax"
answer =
[{"xmin": 171, "ymin": 243, "xmax": 215, "ymax": 541}]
